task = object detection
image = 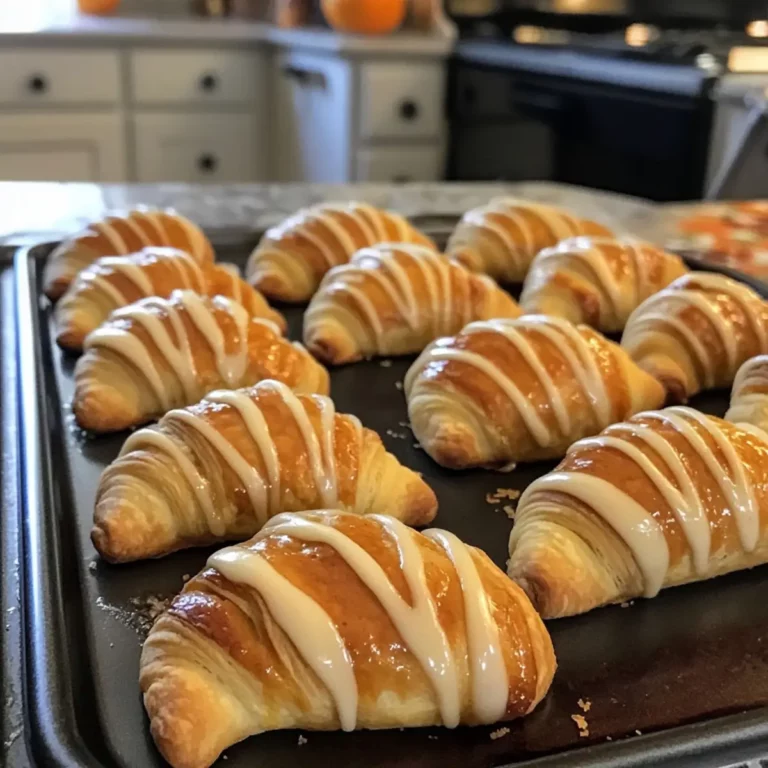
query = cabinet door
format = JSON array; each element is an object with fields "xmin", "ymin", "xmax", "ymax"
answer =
[
  {"xmin": 133, "ymin": 112, "xmax": 264, "ymax": 182},
  {"xmin": 0, "ymin": 112, "xmax": 126, "ymax": 181},
  {"xmin": 275, "ymin": 51, "xmax": 352, "ymax": 182}
]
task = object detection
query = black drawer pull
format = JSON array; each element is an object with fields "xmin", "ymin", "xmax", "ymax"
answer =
[
  {"xmin": 199, "ymin": 73, "xmax": 218, "ymax": 92},
  {"xmin": 197, "ymin": 153, "xmax": 218, "ymax": 173},
  {"xmin": 28, "ymin": 74, "xmax": 48, "ymax": 94},
  {"xmin": 399, "ymin": 100, "xmax": 419, "ymax": 121}
]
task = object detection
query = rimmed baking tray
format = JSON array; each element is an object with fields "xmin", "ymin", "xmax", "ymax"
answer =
[{"xmin": 15, "ymin": 238, "xmax": 768, "ymax": 768}]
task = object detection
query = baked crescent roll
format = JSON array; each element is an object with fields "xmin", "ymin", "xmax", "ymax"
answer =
[
  {"xmin": 92, "ymin": 386, "xmax": 439, "ymax": 562},
  {"xmin": 405, "ymin": 315, "xmax": 665, "ymax": 470},
  {"xmin": 303, "ymin": 243, "xmax": 521, "ymax": 365},
  {"xmin": 622, "ymin": 272, "xmax": 768, "ymax": 403},
  {"xmin": 508, "ymin": 407, "xmax": 768, "ymax": 618},
  {"xmin": 520, "ymin": 237, "xmax": 688, "ymax": 333},
  {"xmin": 55, "ymin": 247, "xmax": 286, "ymax": 352},
  {"xmin": 140, "ymin": 510, "xmax": 555, "ymax": 768},
  {"xmin": 73, "ymin": 290, "xmax": 328, "ymax": 433},
  {"xmin": 726, "ymin": 354, "xmax": 768, "ymax": 431},
  {"xmin": 43, "ymin": 207, "xmax": 215, "ymax": 301},
  {"xmin": 245, "ymin": 202, "xmax": 436, "ymax": 303},
  {"xmin": 446, "ymin": 198, "xmax": 612, "ymax": 284}
]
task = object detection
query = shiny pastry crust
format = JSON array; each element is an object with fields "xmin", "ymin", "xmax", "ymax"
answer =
[
  {"xmin": 140, "ymin": 511, "xmax": 555, "ymax": 768},
  {"xmin": 303, "ymin": 243, "xmax": 522, "ymax": 365},
  {"xmin": 73, "ymin": 291, "xmax": 328, "ymax": 433},
  {"xmin": 245, "ymin": 202, "xmax": 436, "ymax": 303},
  {"xmin": 446, "ymin": 198, "xmax": 612, "ymax": 284},
  {"xmin": 520, "ymin": 237, "xmax": 688, "ymax": 333},
  {"xmin": 405, "ymin": 315, "xmax": 665, "ymax": 470},
  {"xmin": 621, "ymin": 272, "xmax": 768, "ymax": 402},
  {"xmin": 508, "ymin": 408, "xmax": 768, "ymax": 618},
  {"xmin": 43, "ymin": 207, "xmax": 215, "ymax": 300},
  {"xmin": 726, "ymin": 354, "xmax": 768, "ymax": 431},
  {"xmin": 55, "ymin": 247, "xmax": 286, "ymax": 351},
  {"xmin": 92, "ymin": 390, "xmax": 438, "ymax": 562}
]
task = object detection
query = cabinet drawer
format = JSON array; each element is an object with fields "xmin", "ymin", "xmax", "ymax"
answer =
[
  {"xmin": 133, "ymin": 112, "xmax": 263, "ymax": 182},
  {"xmin": 359, "ymin": 62, "xmax": 444, "ymax": 140},
  {"xmin": 0, "ymin": 112, "xmax": 126, "ymax": 181},
  {"xmin": 0, "ymin": 50, "xmax": 120, "ymax": 106},
  {"xmin": 130, "ymin": 50, "xmax": 264, "ymax": 105},
  {"xmin": 356, "ymin": 145, "xmax": 443, "ymax": 183}
]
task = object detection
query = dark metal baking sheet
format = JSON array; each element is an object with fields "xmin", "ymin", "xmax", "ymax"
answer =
[{"xmin": 16, "ymin": 239, "xmax": 768, "ymax": 768}]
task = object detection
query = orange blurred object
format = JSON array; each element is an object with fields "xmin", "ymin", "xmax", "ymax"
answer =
[
  {"xmin": 78, "ymin": 0, "xmax": 121, "ymax": 14},
  {"xmin": 321, "ymin": 0, "xmax": 406, "ymax": 34}
]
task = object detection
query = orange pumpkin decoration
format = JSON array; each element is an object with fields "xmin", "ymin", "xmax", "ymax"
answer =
[{"xmin": 321, "ymin": 0, "xmax": 407, "ymax": 35}]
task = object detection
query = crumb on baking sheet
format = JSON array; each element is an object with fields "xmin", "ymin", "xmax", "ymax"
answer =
[
  {"xmin": 571, "ymin": 714, "xmax": 589, "ymax": 737},
  {"xmin": 427, "ymin": 735, "xmax": 438, "ymax": 740},
  {"xmin": 606, "ymin": 736, "xmax": 612, "ymax": 741},
  {"xmin": 503, "ymin": 505, "xmax": 516, "ymax": 520},
  {"xmin": 298, "ymin": 735, "xmax": 308, "ymax": 746},
  {"xmin": 489, "ymin": 727, "xmax": 510, "ymax": 740},
  {"xmin": 577, "ymin": 698, "xmax": 592, "ymax": 712},
  {"xmin": 395, "ymin": 381, "xmax": 404, "ymax": 390},
  {"xmin": 380, "ymin": 359, "xmax": 392, "ymax": 367},
  {"xmin": 385, "ymin": 429, "xmax": 408, "ymax": 440},
  {"xmin": 182, "ymin": 574, "xmax": 190, "ymax": 582},
  {"xmin": 635, "ymin": 729, "xmax": 642, "ymax": 736},
  {"xmin": 486, "ymin": 488, "xmax": 521, "ymax": 505},
  {"xmin": 620, "ymin": 601, "xmax": 635, "ymax": 608}
]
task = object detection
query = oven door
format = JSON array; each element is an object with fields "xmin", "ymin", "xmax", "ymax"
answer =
[{"xmin": 448, "ymin": 60, "xmax": 714, "ymax": 201}]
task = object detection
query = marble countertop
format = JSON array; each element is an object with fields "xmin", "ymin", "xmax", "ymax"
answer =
[
  {"xmin": 0, "ymin": 180, "xmax": 660, "ymax": 246},
  {"xmin": 0, "ymin": 10, "xmax": 453, "ymax": 55}
]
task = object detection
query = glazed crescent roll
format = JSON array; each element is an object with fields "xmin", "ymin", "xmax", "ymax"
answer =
[
  {"xmin": 55, "ymin": 247, "xmax": 286, "ymax": 351},
  {"xmin": 92, "ymin": 386, "xmax": 439, "ymax": 562},
  {"xmin": 73, "ymin": 290, "xmax": 328, "ymax": 433},
  {"xmin": 520, "ymin": 237, "xmax": 688, "ymax": 333},
  {"xmin": 43, "ymin": 207, "xmax": 214, "ymax": 300},
  {"xmin": 446, "ymin": 198, "xmax": 612, "ymax": 284},
  {"xmin": 726, "ymin": 355, "xmax": 768, "ymax": 431},
  {"xmin": 622, "ymin": 272, "xmax": 768, "ymax": 402},
  {"xmin": 140, "ymin": 511, "xmax": 556, "ymax": 768},
  {"xmin": 405, "ymin": 315, "xmax": 665, "ymax": 470},
  {"xmin": 508, "ymin": 407, "xmax": 768, "ymax": 618},
  {"xmin": 303, "ymin": 243, "xmax": 521, "ymax": 365},
  {"xmin": 245, "ymin": 202, "xmax": 435, "ymax": 303}
]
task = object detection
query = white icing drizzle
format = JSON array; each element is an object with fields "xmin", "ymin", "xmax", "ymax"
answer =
[
  {"xmin": 624, "ymin": 273, "xmax": 768, "ymax": 381},
  {"xmin": 519, "ymin": 406, "xmax": 763, "ymax": 596},
  {"xmin": 84, "ymin": 290, "xmax": 253, "ymax": 404},
  {"xmin": 406, "ymin": 315, "xmax": 612, "ymax": 448},
  {"xmin": 309, "ymin": 244, "xmax": 466, "ymax": 346},
  {"xmin": 209, "ymin": 544, "xmax": 358, "ymax": 731},
  {"xmin": 455, "ymin": 199, "xmax": 584, "ymax": 272},
  {"xmin": 249, "ymin": 514, "xmax": 461, "ymax": 727},
  {"xmin": 423, "ymin": 529, "xmax": 509, "ymax": 723},
  {"xmin": 727, "ymin": 355, "xmax": 768, "ymax": 429}
]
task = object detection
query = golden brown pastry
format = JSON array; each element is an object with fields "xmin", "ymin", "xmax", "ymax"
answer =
[
  {"xmin": 726, "ymin": 354, "xmax": 768, "ymax": 431},
  {"xmin": 446, "ymin": 198, "xmax": 612, "ymax": 284},
  {"xmin": 508, "ymin": 407, "xmax": 768, "ymax": 618},
  {"xmin": 303, "ymin": 242, "xmax": 521, "ymax": 365},
  {"xmin": 405, "ymin": 315, "xmax": 665, "ymax": 470},
  {"xmin": 140, "ymin": 510, "xmax": 556, "ymax": 768},
  {"xmin": 621, "ymin": 272, "xmax": 768, "ymax": 402},
  {"xmin": 245, "ymin": 202, "xmax": 436, "ymax": 303},
  {"xmin": 43, "ymin": 207, "xmax": 215, "ymax": 301},
  {"xmin": 55, "ymin": 247, "xmax": 286, "ymax": 352},
  {"xmin": 520, "ymin": 237, "xmax": 688, "ymax": 333},
  {"xmin": 73, "ymin": 291, "xmax": 328, "ymax": 433},
  {"xmin": 92, "ymin": 387, "xmax": 439, "ymax": 562}
]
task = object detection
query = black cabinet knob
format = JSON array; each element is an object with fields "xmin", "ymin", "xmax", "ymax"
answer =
[
  {"xmin": 199, "ymin": 73, "xmax": 218, "ymax": 92},
  {"xmin": 28, "ymin": 74, "xmax": 48, "ymax": 94},
  {"xmin": 197, "ymin": 153, "xmax": 218, "ymax": 173},
  {"xmin": 399, "ymin": 100, "xmax": 419, "ymax": 121}
]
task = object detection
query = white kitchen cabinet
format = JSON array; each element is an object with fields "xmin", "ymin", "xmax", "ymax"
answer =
[
  {"xmin": 274, "ymin": 51, "xmax": 353, "ymax": 183},
  {"xmin": 0, "ymin": 113, "xmax": 126, "ymax": 181},
  {"xmin": 133, "ymin": 112, "xmax": 264, "ymax": 182},
  {"xmin": 130, "ymin": 49, "xmax": 265, "ymax": 106},
  {"xmin": 356, "ymin": 145, "xmax": 443, "ymax": 182}
]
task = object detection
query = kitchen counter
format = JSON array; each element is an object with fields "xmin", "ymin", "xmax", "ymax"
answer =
[
  {"xmin": 0, "ymin": 10, "xmax": 454, "ymax": 55},
  {"xmin": 0, "ymin": 180, "xmax": 658, "ymax": 246}
]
